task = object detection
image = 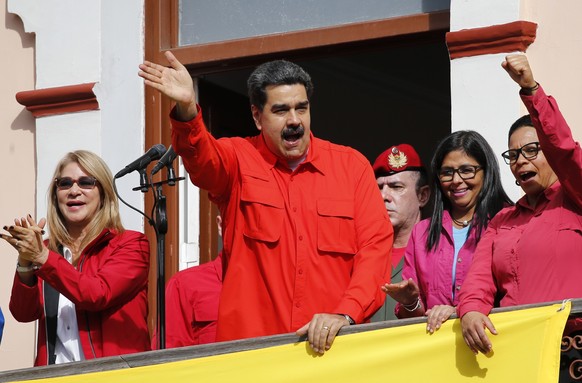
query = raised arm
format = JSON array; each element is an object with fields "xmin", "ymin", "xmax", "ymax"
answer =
[
  {"xmin": 503, "ymin": 54, "xmax": 582, "ymax": 208},
  {"xmin": 501, "ymin": 54, "xmax": 537, "ymax": 91},
  {"xmin": 140, "ymin": 51, "xmax": 237, "ymax": 199},
  {"xmin": 139, "ymin": 51, "xmax": 198, "ymax": 122}
]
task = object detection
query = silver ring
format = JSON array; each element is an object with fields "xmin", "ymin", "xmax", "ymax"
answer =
[
  {"xmin": 322, "ymin": 326, "xmax": 330, "ymax": 331},
  {"xmin": 15, "ymin": 240, "xmax": 20, "ymax": 247}
]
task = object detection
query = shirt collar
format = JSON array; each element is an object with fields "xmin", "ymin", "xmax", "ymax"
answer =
[
  {"xmin": 442, "ymin": 210, "xmax": 454, "ymax": 238},
  {"xmin": 516, "ymin": 180, "xmax": 561, "ymax": 211},
  {"xmin": 213, "ymin": 252, "xmax": 223, "ymax": 282},
  {"xmin": 255, "ymin": 132, "xmax": 325, "ymax": 174},
  {"xmin": 62, "ymin": 245, "xmax": 74, "ymax": 264},
  {"xmin": 305, "ymin": 135, "xmax": 326, "ymax": 175}
]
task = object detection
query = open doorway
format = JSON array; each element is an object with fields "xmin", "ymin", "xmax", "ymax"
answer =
[{"xmin": 197, "ymin": 34, "xmax": 450, "ymax": 166}]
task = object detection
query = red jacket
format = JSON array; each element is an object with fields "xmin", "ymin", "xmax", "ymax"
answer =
[
  {"xmin": 152, "ymin": 253, "xmax": 222, "ymax": 349},
  {"xmin": 10, "ymin": 229, "xmax": 150, "ymax": 366}
]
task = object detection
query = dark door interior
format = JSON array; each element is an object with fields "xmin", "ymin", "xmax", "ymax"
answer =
[{"xmin": 197, "ymin": 34, "xmax": 451, "ymax": 167}]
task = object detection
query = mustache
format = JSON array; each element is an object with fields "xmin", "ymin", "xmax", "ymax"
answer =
[{"xmin": 281, "ymin": 125, "xmax": 305, "ymax": 139}]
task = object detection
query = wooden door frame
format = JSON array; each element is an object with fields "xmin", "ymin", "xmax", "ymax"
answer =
[{"xmin": 143, "ymin": 0, "xmax": 449, "ymax": 331}]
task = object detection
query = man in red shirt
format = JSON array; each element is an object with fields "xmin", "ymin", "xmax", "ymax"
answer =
[
  {"xmin": 370, "ymin": 144, "xmax": 429, "ymax": 321},
  {"xmin": 139, "ymin": 52, "xmax": 393, "ymax": 354},
  {"xmin": 152, "ymin": 216, "xmax": 223, "ymax": 349},
  {"xmin": 155, "ymin": 254, "xmax": 222, "ymax": 348}
]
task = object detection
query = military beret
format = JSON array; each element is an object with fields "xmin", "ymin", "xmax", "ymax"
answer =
[{"xmin": 372, "ymin": 144, "xmax": 424, "ymax": 178}]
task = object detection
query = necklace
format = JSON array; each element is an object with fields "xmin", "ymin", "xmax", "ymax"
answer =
[{"xmin": 452, "ymin": 217, "xmax": 473, "ymax": 227}]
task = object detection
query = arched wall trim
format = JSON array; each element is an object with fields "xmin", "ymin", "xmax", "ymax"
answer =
[
  {"xmin": 16, "ymin": 83, "xmax": 99, "ymax": 117},
  {"xmin": 446, "ymin": 21, "xmax": 537, "ymax": 59}
]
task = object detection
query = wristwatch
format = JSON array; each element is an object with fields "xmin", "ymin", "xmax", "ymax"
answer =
[
  {"xmin": 342, "ymin": 314, "xmax": 355, "ymax": 325},
  {"xmin": 16, "ymin": 262, "xmax": 39, "ymax": 273}
]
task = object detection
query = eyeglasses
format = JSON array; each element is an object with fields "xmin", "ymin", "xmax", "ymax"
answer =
[
  {"xmin": 501, "ymin": 142, "xmax": 540, "ymax": 165},
  {"xmin": 55, "ymin": 176, "xmax": 98, "ymax": 190},
  {"xmin": 438, "ymin": 165, "xmax": 482, "ymax": 182}
]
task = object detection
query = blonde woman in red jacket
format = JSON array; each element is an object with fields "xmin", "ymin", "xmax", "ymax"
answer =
[{"xmin": 1, "ymin": 150, "xmax": 150, "ymax": 366}]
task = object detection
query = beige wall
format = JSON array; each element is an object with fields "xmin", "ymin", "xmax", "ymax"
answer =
[
  {"xmin": 524, "ymin": 0, "xmax": 582, "ymax": 141},
  {"xmin": 1, "ymin": 0, "xmax": 147, "ymax": 370},
  {"xmin": 0, "ymin": 0, "xmax": 37, "ymax": 370}
]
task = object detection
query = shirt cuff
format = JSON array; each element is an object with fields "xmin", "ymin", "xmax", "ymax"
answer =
[
  {"xmin": 457, "ymin": 302, "xmax": 491, "ymax": 318},
  {"xmin": 170, "ymin": 104, "xmax": 204, "ymax": 134}
]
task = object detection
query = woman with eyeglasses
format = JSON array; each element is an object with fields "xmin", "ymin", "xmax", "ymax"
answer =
[
  {"xmin": 0, "ymin": 150, "xmax": 150, "ymax": 366},
  {"xmin": 382, "ymin": 130, "xmax": 512, "ymax": 331},
  {"xmin": 459, "ymin": 54, "xmax": 582, "ymax": 356}
]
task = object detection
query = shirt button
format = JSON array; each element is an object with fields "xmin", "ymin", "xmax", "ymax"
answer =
[
  {"xmin": 456, "ymin": 286, "xmax": 461, "ymax": 290},
  {"xmin": 299, "ymin": 235, "xmax": 303, "ymax": 241},
  {"xmin": 293, "ymin": 207, "xmax": 297, "ymax": 212},
  {"xmin": 457, "ymin": 258, "xmax": 462, "ymax": 263},
  {"xmin": 298, "ymin": 269, "xmax": 303, "ymax": 275},
  {"xmin": 295, "ymin": 302, "xmax": 301, "ymax": 308}
]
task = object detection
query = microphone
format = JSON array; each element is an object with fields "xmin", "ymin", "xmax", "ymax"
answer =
[
  {"xmin": 115, "ymin": 144, "xmax": 167, "ymax": 179},
  {"xmin": 151, "ymin": 146, "xmax": 177, "ymax": 176}
]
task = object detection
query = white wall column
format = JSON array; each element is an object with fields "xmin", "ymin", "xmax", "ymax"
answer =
[
  {"xmin": 449, "ymin": 0, "xmax": 527, "ymax": 201},
  {"xmin": 8, "ymin": 0, "xmax": 146, "ymax": 231}
]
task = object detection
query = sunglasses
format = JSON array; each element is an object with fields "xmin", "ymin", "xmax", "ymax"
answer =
[{"xmin": 55, "ymin": 176, "xmax": 98, "ymax": 190}]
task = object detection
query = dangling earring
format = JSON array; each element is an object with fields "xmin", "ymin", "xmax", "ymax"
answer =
[{"xmin": 515, "ymin": 180, "xmax": 520, "ymax": 186}]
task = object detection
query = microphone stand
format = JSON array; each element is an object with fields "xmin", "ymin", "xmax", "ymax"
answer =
[
  {"xmin": 130, "ymin": 167, "xmax": 185, "ymax": 350},
  {"xmin": 154, "ymin": 180, "xmax": 167, "ymax": 351}
]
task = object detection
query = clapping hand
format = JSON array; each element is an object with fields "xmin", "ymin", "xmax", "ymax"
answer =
[{"xmin": 1, "ymin": 214, "xmax": 48, "ymax": 267}]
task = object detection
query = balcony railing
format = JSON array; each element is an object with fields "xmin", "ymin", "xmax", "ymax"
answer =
[{"xmin": 1, "ymin": 299, "xmax": 581, "ymax": 382}]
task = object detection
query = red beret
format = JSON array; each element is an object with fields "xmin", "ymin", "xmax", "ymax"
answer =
[{"xmin": 372, "ymin": 144, "xmax": 424, "ymax": 177}]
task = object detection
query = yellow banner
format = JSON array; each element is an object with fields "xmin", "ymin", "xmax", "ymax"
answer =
[{"xmin": 17, "ymin": 302, "xmax": 570, "ymax": 383}]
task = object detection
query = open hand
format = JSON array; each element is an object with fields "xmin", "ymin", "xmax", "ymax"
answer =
[
  {"xmin": 138, "ymin": 51, "xmax": 198, "ymax": 121},
  {"xmin": 381, "ymin": 278, "xmax": 420, "ymax": 305}
]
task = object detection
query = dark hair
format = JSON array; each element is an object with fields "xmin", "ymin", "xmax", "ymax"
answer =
[
  {"xmin": 426, "ymin": 130, "xmax": 513, "ymax": 250},
  {"xmin": 415, "ymin": 169, "xmax": 429, "ymax": 192},
  {"xmin": 508, "ymin": 114, "xmax": 534, "ymax": 142},
  {"xmin": 247, "ymin": 60, "xmax": 314, "ymax": 111}
]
